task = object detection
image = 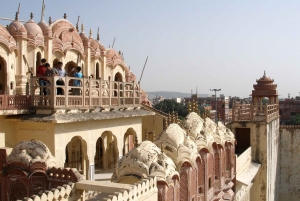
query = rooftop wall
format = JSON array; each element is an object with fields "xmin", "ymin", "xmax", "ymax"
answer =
[{"xmin": 278, "ymin": 127, "xmax": 300, "ymax": 201}]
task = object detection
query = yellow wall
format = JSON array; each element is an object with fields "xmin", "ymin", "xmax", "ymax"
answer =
[{"xmin": 142, "ymin": 115, "xmax": 163, "ymax": 141}]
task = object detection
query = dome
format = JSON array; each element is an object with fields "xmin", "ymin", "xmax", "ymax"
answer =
[
  {"xmin": 7, "ymin": 139, "xmax": 57, "ymax": 167},
  {"xmin": 7, "ymin": 18, "xmax": 27, "ymax": 38},
  {"xmin": 155, "ymin": 124, "xmax": 199, "ymax": 168},
  {"xmin": 181, "ymin": 112, "xmax": 204, "ymax": 139},
  {"xmin": 0, "ymin": 24, "xmax": 17, "ymax": 52},
  {"xmin": 89, "ymin": 37, "xmax": 101, "ymax": 58},
  {"xmin": 24, "ymin": 15, "xmax": 44, "ymax": 47},
  {"xmin": 50, "ymin": 19, "xmax": 84, "ymax": 55},
  {"xmin": 38, "ymin": 20, "xmax": 52, "ymax": 37},
  {"xmin": 112, "ymin": 141, "xmax": 179, "ymax": 184},
  {"xmin": 79, "ymin": 32, "xmax": 89, "ymax": 46},
  {"xmin": 24, "ymin": 19, "xmax": 43, "ymax": 36},
  {"xmin": 106, "ymin": 48, "xmax": 126, "ymax": 68},
  {"xmin": 253, "ymin": 71, "xmax": 277, "ymax": 91}
]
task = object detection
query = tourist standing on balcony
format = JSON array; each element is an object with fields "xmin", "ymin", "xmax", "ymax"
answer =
[
  {"xmin": 36, "ymin": 58, "xmax": 47, "ymax": 95},
  {"xmin": 56, "ymin": 62, "xmax": 66, "ymax": 95},
  {"xmin": 73, "ymin": 66, "xmax": 82, "ymax": 95}
]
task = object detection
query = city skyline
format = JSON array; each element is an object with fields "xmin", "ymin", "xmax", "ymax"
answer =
[{"xmin": 1, "ymin": 0, "xmax": 299, "ymax": 98}]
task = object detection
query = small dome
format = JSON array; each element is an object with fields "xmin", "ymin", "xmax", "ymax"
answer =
[
  {"xmin": 0, "ymin": 24, "xmax": 17, "ymax": 52},
  {"xmin": 79, "ymin": 32, "xmax": 89, "ymax": 46},
  {"xmin": 112, "ymin": 141, "xmax": 179, "ymax": 184},
  {"xmin": 7, "ymin": 139, "xmax": 57, "ymax": 167},
  {"xmin": 24, "ymin": 19, "xmax": 43, "ymax": 37},
  {"xmin": 7, "ymin": 19, "xmax": 27, "ymax": 37},
  {"xmin": 38, "ymin": 20, "xmax": 52, "ymax": 37},
  {"xmin": 253, "ymin": 71, "xmax": 277, "ymax": 91},
  {"xmin": 181, "ymin": 112, "xmax": 204, "ymax": 139}
]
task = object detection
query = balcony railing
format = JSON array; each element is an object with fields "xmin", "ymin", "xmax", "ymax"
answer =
[
  {"xmin": 232, "ymin": 103, "xmax": 279, "ymax": 123},
  {"xmin": 0, "ymin": 75, "xmax": 141, "ymax": 111},
  {"xmin": 0, "ymin": 94, "xmax": 31, "ymax": 110}
]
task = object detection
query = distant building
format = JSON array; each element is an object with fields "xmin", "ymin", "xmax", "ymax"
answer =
[
  {"xmin": 173, "ymin": 97, "xmax": 183, "ymax": 104},
  {"xmin": 152, "ymin": 95, "xmax": 166, "ymax": 105},
  {"xmin": 185, "ymin": 94, "xmax": 232, "ymax": 124},
  {"xmin": 279, "ymin": 96, "xmax": 300, "ymax": 124}
]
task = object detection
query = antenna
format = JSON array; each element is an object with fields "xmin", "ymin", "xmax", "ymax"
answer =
[
  {"xmin": 138, "ymin": 56, "xmax": 148, "ymax": 84},
  {"xmin": 112, "ymin": 37, "xmax": 116, "ymax": 48},
  {"xmin": 196, "ymin": 86, "xmax": 198, "ymax": 95},
  {"xmin": 17, "ymin": 3, "xmax": 21, "ymax": 15},
  {"xmin": 41, "ymin": 0, "xmax": 45, "ymax": 21}
]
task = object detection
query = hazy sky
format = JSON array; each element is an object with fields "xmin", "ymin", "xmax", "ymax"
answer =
[{"xmin": 1, "ymin": 0, "xmax": 299, "ymax": 98}]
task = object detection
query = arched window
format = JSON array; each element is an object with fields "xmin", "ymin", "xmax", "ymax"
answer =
[
  {"xmin": 114, "ymin": 72, "xmax": 122, "ymax": 82},
  {"xmin": 96, "ymin": 62, "xmax": 100, "ymax": 79},
  {"xmin": 0, "ymin": 56, "xmax": 6, "ymax": 94}
]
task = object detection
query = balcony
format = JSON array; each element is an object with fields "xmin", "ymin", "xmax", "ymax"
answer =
[
  {"xmin": 232, "ymin": 103, "xmax": 279, "ymax": 123},
  {"xmin": 0, "ymin": 75, "xmax": 141, "ymax": 112}
]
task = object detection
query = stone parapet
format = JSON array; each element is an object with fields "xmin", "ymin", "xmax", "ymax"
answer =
[
  {"xmin": 85, "ymin": 176, "xmax": 157, "ymax": 201},
  {"xmin": 16, "ymin": 182, "xmax": 82, "ymax": 201}
]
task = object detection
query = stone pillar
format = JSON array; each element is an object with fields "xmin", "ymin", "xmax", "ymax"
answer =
[
  {"xmin": 101, "ymin": 51, "xmax": 106, "ymax": 79},
  {"xmin": 15, "ymin": 38, "xmax": 28, "ymax": 95},
  {"xmin": 103, "ymin": 136, "xmax": 107, "ymax": 169},
  {"xmin": 0, "ymin": 133, "xmax": 5, "ymax": 147},
  {"xmin": 84, "ymin": 47, "xmax": 91, "ymax": 77}
]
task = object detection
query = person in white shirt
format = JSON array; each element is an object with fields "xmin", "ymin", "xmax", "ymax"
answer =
[{"xmin": 56, "ymin": 62, "xmax": 66, "ymax": 95}]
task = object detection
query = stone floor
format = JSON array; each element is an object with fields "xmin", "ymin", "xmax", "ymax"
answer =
[{"xmin": 94, "ymin": 168, "xmax": 114, "ymax": 181}]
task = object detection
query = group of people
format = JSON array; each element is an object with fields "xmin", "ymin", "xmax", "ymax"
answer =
[{"xmin": 36, "ymin": 58, "xmax": 83, "ymax": 95}]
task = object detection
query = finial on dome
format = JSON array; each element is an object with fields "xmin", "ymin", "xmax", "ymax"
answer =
[
  {"xmin": 15, "ymin": 12, "xmax": 19, "ymax": 20},
  {"xmin": 97, "ymin": 27, "xmax": 100, "ymax": 41},
  {"xmin": 63, "ymin": 13, "xmax": 67, "ymax": 19},
  {"xmin": 30, "ymin": 12, "xmax": 33, "ymax": 20},
  {"xmin": 152, "ymin": 131, "xmax": 156, "ymax": 142},
  {"xmin": 145, "ymin": 131, "xmax": 148, "ymax": 140},
  {"xmin": 81, "ymin": 23, "xmax": 84, "ymax": 33},
  {"xmin": 187, "ymin": 100, "xmax": 192, "ymax": 113},
  {"xmin": 89, "ymin": 29, "xmax": 92, "ymax": 38},
  {"xmin": 48, "ymin": 16, "xmax": 52, "ymax": 25},
  {"xmin": 163, "ymin": 117, "xmax": 168, "ymax": 130}
]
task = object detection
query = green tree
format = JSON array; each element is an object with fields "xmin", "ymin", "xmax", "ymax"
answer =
[
  {"xmin": 153, "ymin": 99, "xmax": 188, "ymax": 119},
  {"xmin": 286, "ymin": 113, "xmax": 300, "ymax": 125}
]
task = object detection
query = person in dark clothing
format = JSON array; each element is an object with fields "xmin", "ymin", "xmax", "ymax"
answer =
[{"xmin": 36, "ymin": 58, "xmax": 47, "ymax": 95}]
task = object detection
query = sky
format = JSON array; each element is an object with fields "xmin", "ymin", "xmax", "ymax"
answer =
[{"xmin": 0, "ymin": 0, "xmax": 300, "ymax": 98}]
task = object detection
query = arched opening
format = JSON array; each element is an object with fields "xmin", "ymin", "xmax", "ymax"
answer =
[
  {"xmin": 123, "ymin": 128, "xmax": 136, "ymax": 155},
  {"xmin": 0, "ymin": 56, "xmax": 7, "ymax": 94},
  {"xmin": 213, "ymin": 143, "xmax": 221, "ymax": 189},
  {"xmin": 65, "ymin": 61, "xmax": 77, "ymax": 77},
  {"xmin": 197, "ymin": 156, "xmax": 205, "ymax": 198},
  {"xmin": 36, "ymin": 52, "xmax": 42, "ymax": 74},
  {"xmin": 114, "ymin": 72, "xmax": 123, "ymax": 82},
  {"xmin": 167, "ymin": 185, "xmax": 175, "ymax": 201},
  {"xmin": 96, "ymin": 62, "xmax": 100, "ymax": 79},
  {"xmin": 95, "ymin": 137, "xmax": 103, "ymax": 169},
  {"xmin": 65, "ymin": 136, "xmax": 88, "ymax": 175},
  {"xmin": 100, "ymin": 131, "xmax": 119, "ymax": 169},
  {"xmin": 65, "ymin": 61, "xmax": 77, "ymax": 89},
  {"xmin": 52, "ymin": 58, "xmax": 59, "ymax": 70},
  {"xmin": 179, "ymin": 162, "xmax": 191, "ymax": 201},
  {"xmin": 9, "ymin": 180, "xmax": 28, "ymax": 201},
  {"xmin": 200, "ymin": 149, "xmax": 213, "ymax": 201}
]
